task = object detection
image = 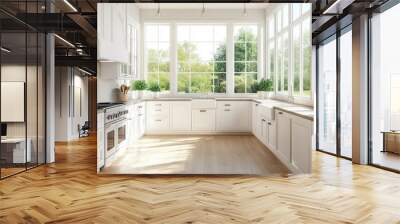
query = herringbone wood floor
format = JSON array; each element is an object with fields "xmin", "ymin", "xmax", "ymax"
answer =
[{"xmin": 1, "ymin": 135, "xmax": 400, "ymax": 223}]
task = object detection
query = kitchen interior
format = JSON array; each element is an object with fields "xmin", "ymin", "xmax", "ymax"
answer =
[{"xmin": 96, "ymin": 3, "xmax": 315, "ymax": 175}]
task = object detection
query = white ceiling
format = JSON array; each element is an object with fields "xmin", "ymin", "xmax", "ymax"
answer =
[{"xmin": 136, "ymin": 3, "xmax": 276, "ymax": 10}]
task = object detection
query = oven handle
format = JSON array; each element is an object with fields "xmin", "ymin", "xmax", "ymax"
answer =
[{"xmin": 104, "ymin": 118, "xmax": 127, "ymax": 127}]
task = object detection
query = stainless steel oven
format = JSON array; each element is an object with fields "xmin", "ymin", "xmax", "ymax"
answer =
[{"xmin": 104, "ymin": 105, "xmax": 128, "ymax": 162}]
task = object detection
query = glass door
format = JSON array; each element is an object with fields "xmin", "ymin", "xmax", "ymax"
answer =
[
  {"xmin": 339, "ymin": 28, "xmax": 352, "ymax": 159},
  {"xmin": 317, "ymin": 36, "xmax": 337, "ymax": 155}
]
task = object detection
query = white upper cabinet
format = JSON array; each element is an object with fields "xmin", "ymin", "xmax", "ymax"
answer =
[{"xmin": 97, "ymin": 3, "xmax": 129, "ymax": 63}]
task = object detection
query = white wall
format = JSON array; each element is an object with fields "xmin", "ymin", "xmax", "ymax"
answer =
[{"xmin": 55, "ymin": 67, "xmax": 89, "ymax": 141}]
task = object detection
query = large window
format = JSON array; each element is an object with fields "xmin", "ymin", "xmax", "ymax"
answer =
[
  {"xmin": 370, "ymin": 3, "xmax": 400, "ymax": 171},
  {"xmin": 144, "ymin": 24, "xmax": 170, "ymax": 91},
  {"xmin": 234, "ymin": 25, "xmax": 258, "ymax": 93},
  {"xmin": 267, "ymin": 3, "xmax": 311, "ymax": 99},
  {"xmin": 177, "ymin": 24, "xmax": 226, "ymax": 93}
]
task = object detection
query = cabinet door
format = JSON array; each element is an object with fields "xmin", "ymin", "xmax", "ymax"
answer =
[
  {"xmin": 171, "ymin": 102, "xmax": 191, "ymax": 131},
  {"xmin": 192, "ymin": 109, "xmax": 216, "ymax": 131},
  {"xmin": 291, "ymin": 117, "xmax": 313, "ymax": 173},
  {"xmin": 216, "ymin": 102, "xmax": 235, "ymax": 131},
  {"xmin": 260, "ymin": 117, "xmax": 268, "ymax": 145},
  {"xmin": 267, "ymin": 120, "xmax": 276, "ymax": 150},
  {"xmin": 276, "ymin": 110, "xmax": 292, "ymax": 164},
  {"xmin": 97, "ymin": 128, "xmax": 105, "ymax": 170},
  {"xmin": 233, "ymin": 101, "xmax": 250, "ymax": 131},
  {"xmin": 252, "ymin": 102, "xmax": 259, "ymax": 134},
  {"xmin": 112, "ymin": 4, "xmax": 127, "ymax": 48}
]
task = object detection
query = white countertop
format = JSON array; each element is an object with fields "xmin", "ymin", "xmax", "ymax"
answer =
[{"xmin": 99, "ymin": 97, "xmax": 314, "ymax": 121}]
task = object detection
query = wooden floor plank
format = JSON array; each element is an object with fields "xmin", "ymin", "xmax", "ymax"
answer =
[
  {"xmin": 102, "ymin": 135, "xmax": 289, "ymax": 175},
  {"xmin": 0, "ymin": 135, "xmax": 399, "ymax": 223}
]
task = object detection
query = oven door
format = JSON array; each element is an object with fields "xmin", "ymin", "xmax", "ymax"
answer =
[
  {"xmin": 116, "ymin": 120, "xmax": 128, "ymax": 150},
  {"xmin": 105, "ymin": 123, "xmax": 117, "ymax": 159}
]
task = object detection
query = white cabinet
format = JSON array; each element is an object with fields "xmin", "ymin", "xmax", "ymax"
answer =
[
  {"xmin": 275, "ymin": 109, "xmax": 313, "ymax": 173},
  {"xmin": 291, "ymin": 116, "xmax": 313, "ymax": 173},
  {"xmin": 100, "ymin": 62, "xmax": 131, "ymax": 80},
  {"xmin": 97, "ymin": 3, "xmax": 129, "ymax": 63},
  {"xmin": 216, "ymin": 101, "xmax": 250, "ymax": 132},
  {"xmin": 146, "ymin": 101, "xmax": 170, "ymax": 132},
  {"xmin": 171, "ymin": 101, "xmax": 191, "ymax": 131},
  {"xmin": 252, "ymin": 102, "xmax": 262, "ymax": 138},
  {"xmin": 97, "ymin": 112, "xmax": 105, "ymax": 171},
  {"xmin": 266, "ymin": 120, "xmax": 276, "ymax": 150},
  {"xmin": 260, "ymin": 116, "xmax": 268, "ymax": 145},
  {"xmin": 276, "ymin": 110, "xmax": 292, "ymax": 164},
  {"xmin": 133, "ymin": 102, "xmax": 146, "ymax": 139},
  {"xmin": 192, "ymin": 109, "xmax": 216, "ymax": 131}
]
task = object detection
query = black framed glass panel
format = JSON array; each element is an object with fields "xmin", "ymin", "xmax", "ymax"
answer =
[{"xmin": 370, "ymin": 3, "xmax": 400, "ymax": 171}]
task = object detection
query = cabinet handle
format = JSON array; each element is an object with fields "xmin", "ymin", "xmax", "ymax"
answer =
[
  {"xmin": 155, "ymin": 109, "xmax": 162, "ymax": 112},
  {"xmin": 224, "ymin": 104, "xmax": 231, "ymax": 106},
  {"xmin": 138, "ymin": 114, "xmax": 143, "ymax": 116},
  {"xmin": 138, "ymin": 106, "xmax": 143, "ymax": 108},
  {"xmin": 200, "ymin": 110, "xmax": 207, "ymax": 112},
  {"xmin": 268, "ymin": 122, "xmax": 272, "ymax": 125},
  {"xmin": 155, "ymin": 119, "xmax": 162, "ymax": 122},
  {"xmin": 224, "ymin": 109, "xmax": 231, "ymax": 112},
  {"xmin": 262, "ymin": 119, "xmax": 266, "ymax": 122},
  {"xmin": 278, "ymin": 111, "xmax": 283, "ymax": 115},
  {"xmin": 256, "ymin": 104, "xmax": 259, "ymax": 106}
]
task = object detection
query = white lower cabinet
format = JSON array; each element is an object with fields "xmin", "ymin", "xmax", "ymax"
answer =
[
  {"xmin": 291, "ymin": 116, "xmax": 313, "ymax": 173},
  {"xmin": 97, "ymin": 112, "xmax": 105, "ymax": 172},
  {"xmin": 146, "ymin": 101, "xmax": 170, "ymax": 132},
  {"xmin": 134, "ymin": 102, "xmax": 146, "ymax": 139},
  {"xmin": 171, "ymin": 101, "xmax": 191, "ymax": 131},
  {"xmin": 276, "ymin": 110, "xmax": 292, "ymax": 164},
  {"xmin": 266, "ymin": 120, "xmax": 276, "ymax": 150},
  {"xmin": 192, "ymin": 109, "xmax": 216, "ymax": 131},
  {"xmin": 252, "ymin": 102, "xmax": 262, "ymax": 138},
  {"xmin": 275, "ymin": 109, "xmax": 313, "ymax": 173},
  {"xmin": 216, "ymin": 101, "xmax": 250, "ymax": 131}
]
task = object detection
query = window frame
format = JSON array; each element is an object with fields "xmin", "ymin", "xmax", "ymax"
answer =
[
  {"xmin": 142, "ymin": 20, "xmax": 263, "ymax": 96},
  {"xmin": 143, "ymin": 23, "xmax": 171, "ymax": 91},
  {"xmin": 233, "ymin": 23, "xmax": 260, "ymax": 94},
  {"xmin": 176, "ymin": 23, "xmax": 228, "ymax": 94},
  {"xmin": 266, "ymin": 4, "xmax": 313, "ymax": 105}
]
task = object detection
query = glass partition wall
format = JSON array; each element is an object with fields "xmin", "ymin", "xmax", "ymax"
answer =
[
  {"xmin": 316, "ymin": 26, "xmax": 352, "ymax": 159},
  {"xmin": 370, "ymin": 3, "xmax": 400, "ymax": 171},
  {"xmin": 0, "ymin": 3, "xmax": 46, "ymax": 179}
]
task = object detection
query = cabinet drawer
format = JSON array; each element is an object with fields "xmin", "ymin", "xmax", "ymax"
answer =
[
  {"xmin": 148, "ymin": 117, "xmax": 169, "ymax": 131},
  {"xmin": 147, "ymin": 102, "xmax": 169, "ymax": 117}
]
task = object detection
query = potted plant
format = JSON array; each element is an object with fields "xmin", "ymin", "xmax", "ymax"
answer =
[
  {"xmin": 257, "ymin": 78, "xmax": 274, "ymax": 99},
  {"xmin": 131, "ymin": 80, "xmax": 147, "ymax": 99},
  {"xmin": 147, "ymin": 82, "xmax": 161, "ymax": 98},
  {"xmin": 118, "ymin": 84, "xmax": 130, "ymax": 102}
]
